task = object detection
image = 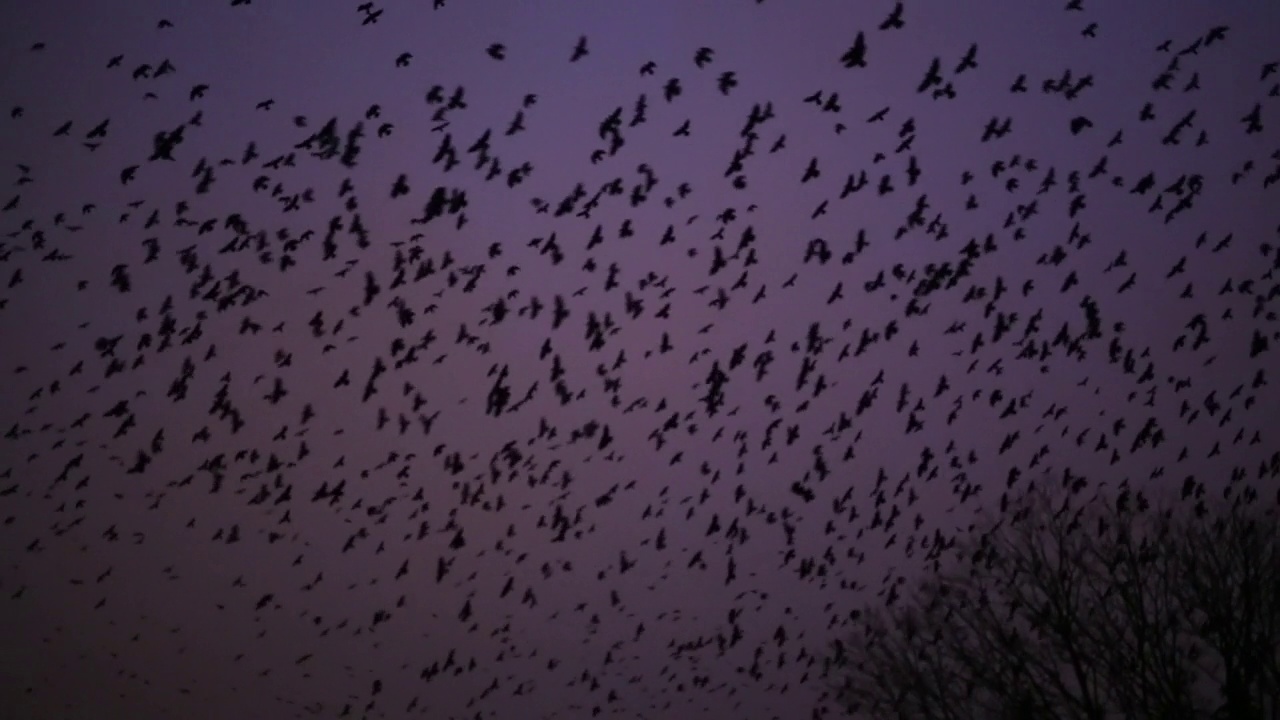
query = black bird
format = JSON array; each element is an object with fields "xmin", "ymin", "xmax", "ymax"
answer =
[
  {"xmin": 840, "ymin": 32, "xmax": 868, "ymax": 68},
  {"xmin": 879, "ymin": 2, "xmax": 905, "ymax": 30},
  {"xmin": 717, "ymin": 71, "xmax": 738, "ymax": 95},
  {"xmin": 1241, "ymin": 103, "xmax": 1262, "ymax": 134},
  {"xmin": 85, "ymin": 119, "xmax": 110, "ymax": 139},
  {"xmin": 954, "ymin": 43, "xmax": 977, "ymax": 74},
  {"xmin": 571, "ymin": 35, "xmax": 589, "ymax": 62},
  {"xmin": 801, "ymin": 157, "xmax": 820, "ymax": 183},
  {"xmin": 663, "ymin": 77, "xmax": 682, "ymax": 102},
  {"xmin": 916, "ymin": 57, "xmax": 942, "ymax": 93}
]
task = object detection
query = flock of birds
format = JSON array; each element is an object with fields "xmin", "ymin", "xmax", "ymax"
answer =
[{"xmin": 1, "ymin": 1, "xmax": 1278, "ymax": 718}]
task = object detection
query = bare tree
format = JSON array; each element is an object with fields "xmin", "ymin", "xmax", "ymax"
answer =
[{"xmin": 822, "ymin": 477, "xmax": 1279, "ymax": 720}]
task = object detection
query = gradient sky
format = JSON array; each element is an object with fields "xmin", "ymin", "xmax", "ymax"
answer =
[{"xmin": 1, "ymin": 1, "xmax": 1278, "ymax": 718}]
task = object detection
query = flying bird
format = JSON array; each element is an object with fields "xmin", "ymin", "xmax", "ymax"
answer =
[
  {"xmin": 840, "ymin": 33, "xmax": 868, "ymax": 68},
  {"xmin": 571, "ymin": 35, "xmax": 589, "ymax": 62}
]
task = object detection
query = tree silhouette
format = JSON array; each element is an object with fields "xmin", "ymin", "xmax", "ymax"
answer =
[{"xmin": 823, "ymin": 477, "xmax": 1279, "ymax": 719}]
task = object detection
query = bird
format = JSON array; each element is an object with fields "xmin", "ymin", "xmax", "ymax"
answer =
[
  {"xmin": 916, "ymin": 57, "xmax": 942, "ymax": 92},
  {"xmin": 955, "ymin": 43, "xmax": 978, "ymax": 74},
  {"xmin": 571, "ymin": 35, "xmax": 589, "ymax": 62},
  {"xmin": 840, "ymin": 33, "xmax": 868, "ymax": 69},
  {"xmin": 85, "ymin": 118, "xmax": 110, "ymax": 139},
  {"xmin": 1241, "ymin": 103, "xmax": 1262, "ymax": 134},
  {"xmin": 879, "ymin": 2, "xmax": 905, "ymax": 30}
]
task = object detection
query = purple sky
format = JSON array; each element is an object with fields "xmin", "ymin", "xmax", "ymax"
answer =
[{"xmin": 1, "ymin": 1, "xmax": 1278, "ymax": 718}]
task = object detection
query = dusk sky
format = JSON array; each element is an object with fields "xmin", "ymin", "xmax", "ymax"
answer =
[{"xmin": 1, "ymin": 1, "xmax": 1278, "ymax": 718}]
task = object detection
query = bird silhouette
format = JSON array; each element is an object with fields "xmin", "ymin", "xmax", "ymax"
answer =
[
  {"xmin": 879, "ymin": 2, "xmax": 905, "ymax": 30},
  {"xmin": 840, "ymin": 33, "xmax": 868, "ymax": 68},
  {"xmin": 571, "ymin": 35, "xmax": 589, "ymax": 62}
]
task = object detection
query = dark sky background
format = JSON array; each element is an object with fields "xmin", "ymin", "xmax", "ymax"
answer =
[{"xmin": 1, "ymin": 1, "xmax": 1278, "ymax": 718}]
